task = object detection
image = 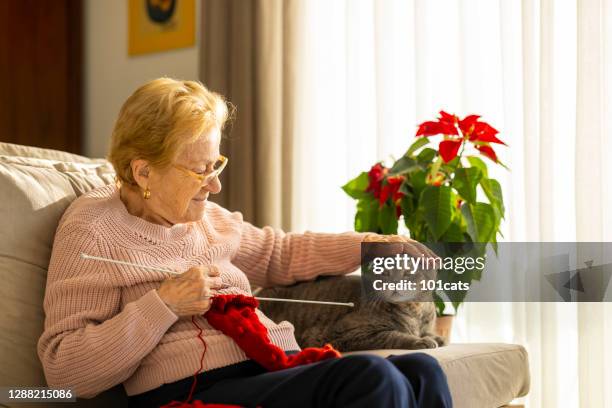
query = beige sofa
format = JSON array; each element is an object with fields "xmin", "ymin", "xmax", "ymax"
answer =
[{"xmin": 0, "ymin": 142, "xmax": 530, "ymax": 408}]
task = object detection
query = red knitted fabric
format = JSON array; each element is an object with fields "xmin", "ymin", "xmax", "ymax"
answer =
[
  {"xmin": 160, "ymin": 294, "xmax": 341, "ymax": 408},
  {"xmin": 206, "ymin": 295, "xmax": 341, "ymax": 371}
]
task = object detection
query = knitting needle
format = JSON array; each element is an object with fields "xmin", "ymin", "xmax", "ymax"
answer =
[
  {"xmin": 255, "ymin": 297, "xmax": 354, "ymax": 307},
  {"xmin": 80, "ymin": 253, "xmax": 354, "ymax": 307},
  {"xmin": 82, "ymin": 253, "xmax": 180, "ymax": 274}
]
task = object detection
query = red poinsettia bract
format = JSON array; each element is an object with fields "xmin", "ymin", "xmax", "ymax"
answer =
[
  {"xmin": 366, "ymin": 163, "xmax": 405, "ymax": 217},
  {"xmin": 365, "ymin": 163, "xmax": 387, "ymax": 199},
  {"xmin": 416, "ymin": 111, "xmax": 505, "ymax": 163}
]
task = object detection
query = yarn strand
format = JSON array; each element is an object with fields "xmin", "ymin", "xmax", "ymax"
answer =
[{"xmin": 186, "ymin": 316, "xmax": 207, "ymax": 403}]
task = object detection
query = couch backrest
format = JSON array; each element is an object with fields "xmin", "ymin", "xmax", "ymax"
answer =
[
  {"xmin": 0, "ymin": 142, "xmax": 115, "ymax": 389},
  {"xmin": 0, "ymin": 142, "xmax": 110, "ymax": 163}
]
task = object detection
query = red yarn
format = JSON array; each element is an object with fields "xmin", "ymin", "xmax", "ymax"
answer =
[
  {"xmin": 160, "ymin": 294, "xmax": 341, "ymax": 408},
  {"xmin": 185, "ymin": 316, "xmax": 207, "ymax": 403},
  {"xmin": 206, "ymin": 295, "xmax": 341, "ymax": 371}
]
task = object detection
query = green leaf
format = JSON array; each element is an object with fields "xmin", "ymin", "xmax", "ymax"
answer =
[
  {"xmin": 403, "ymin": 202, "xmax": 425, "ymax": 240},
  {"xmin": 378, "ymin": 203, "xmax": 399, "ymax": 234},
  {"xmin": 433, "ymin": 292, "xmax": 447, "ymax": 316},
  {"xmin": 417, "ymin": 148, "xmax": 437, "ymax": 164},
  {"xmin": 480, "ymin": 178, "xmax": 505, "ymax": 216},
  {"xmin": 453, "ymin": 167, "xmax": 482, "ymax": 204},
  {"xmin": 448, "ymin": 273, "xmax": 471, "ymax": 306},
  {"xmin": 491, "ymin": 239, "xmax": 499, "ymax": 256},
  {"xmin": 389, "ymin": 156, "xmax": 419, "ymax": 176},
  {"xmin": 400, "ymin": 190, "xmax": 415, "ymax": 217},
  {"xmin": 451, "ymin": 299, "xmax": 465, "ymax": 312},
  {"xmin": 405, "ymin": 137, "xmax": 430, "ymax": 157},
  {"xmin": 419, "ymin": 185, "xmax": 452, "ymax": 240},
  {"xmin": 461, "ymin": 202, "xmax": 496, "ymax": 243},
  {"xmin": 342, "ymin": 172, "xmax": 370, "ymax": 199},
  {"xmin": 441, "ymin": 157, "xmax": 460, "ymax": 172},
  {"xmin": 466, "ymin": 156, "xmax": 489, "ymax": 178},
  {"xmin": 399, "ymin": 182, "xmax": 412, "ymax": 196},
  {"xmin": 435, "ymin": 256, "xmax": 479, "ymax": 308},
  {"xmin": 442, "ymin": 221, "xmax": 465, "ymax": 242},
  {"xmin": 355, "ymin": 198, "xmax": 379, "ymax": 232},
  {"xmin": 409, "ymin": 169, "xmax": 427, "ymax": 198}
]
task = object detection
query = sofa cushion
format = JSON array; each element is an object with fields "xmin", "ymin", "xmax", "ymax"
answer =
[
  {"xmin": 344, "ymin": 343, "xmax": 530, "ymax": 408},
  {"xmin": 0, "ymin": 153, "xmax": 115, "ymax": 391}
]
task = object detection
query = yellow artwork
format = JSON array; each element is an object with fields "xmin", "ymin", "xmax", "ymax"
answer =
[{"xmin": 128, "ymin": 0, "xmax": 195, "ymax": 55}]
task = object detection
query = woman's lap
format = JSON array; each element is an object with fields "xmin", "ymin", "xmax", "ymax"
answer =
[
  {"xmin": 194, "ymin": 353, "xmax": 451, "ymax": 408},
  {"xmin": 130, "ymin": 352, "xmax": 452, "ymax": 408}
]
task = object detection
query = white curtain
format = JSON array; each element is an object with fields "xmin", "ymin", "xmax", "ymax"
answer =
[{"xmin": 286, "ymin": 0, "xmax": 612, "ymax": 407}]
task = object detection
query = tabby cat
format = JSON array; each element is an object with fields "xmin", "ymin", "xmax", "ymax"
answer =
[{"xmin": 257, "ymin": 274, "xmax": 446, "ymax": 352}]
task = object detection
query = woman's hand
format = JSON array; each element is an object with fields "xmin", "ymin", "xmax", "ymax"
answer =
[
  {"xmin": 156, "ymin": 265, "xmax": 224, "ymax": 317},
  {"xmin": 363, "ymin": 233, "xmax": 440, "ymax": 261}
]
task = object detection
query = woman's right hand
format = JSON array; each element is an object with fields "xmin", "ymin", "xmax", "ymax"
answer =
[{"xmin": 156, "ymin": 265, "xmax": 224, "ymax": 317}]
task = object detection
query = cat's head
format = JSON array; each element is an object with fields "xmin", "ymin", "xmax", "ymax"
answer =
[
  {"xmin": 375, "ymin": 262, "xmax": 437, "ymax": 303},
  {"xmin": 361, "ymin": 242, "xmax": 438, "ymax": 304}
]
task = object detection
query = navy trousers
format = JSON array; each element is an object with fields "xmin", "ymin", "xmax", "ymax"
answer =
[{"xmin": 129, "ymin": 352, "xmax": 453, "ymax": 408}]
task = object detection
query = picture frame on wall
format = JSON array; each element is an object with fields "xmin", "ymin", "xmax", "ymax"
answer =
[{"xmin": 128, "ymin": 0, "xmax": 195, "ymax": 56}]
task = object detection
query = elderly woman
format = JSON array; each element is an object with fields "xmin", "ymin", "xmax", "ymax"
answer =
[{"xmin": 38, "ymin": 78, "xmax": 452, "ymax": 408}]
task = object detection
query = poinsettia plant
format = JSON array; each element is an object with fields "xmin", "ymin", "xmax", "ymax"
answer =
[{"xmin": 343, "ymin": 111, "xmax": 507, "ymax": 315}]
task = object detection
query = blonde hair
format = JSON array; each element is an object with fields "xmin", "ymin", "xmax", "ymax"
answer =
[{"xmin": 108, "ymin": 78, "xmax": 232, "ymax": 185}]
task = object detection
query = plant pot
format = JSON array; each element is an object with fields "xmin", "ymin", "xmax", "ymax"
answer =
[{"xmin": 435, "ymin": 314, "xmax": 454, "ymax": 344}]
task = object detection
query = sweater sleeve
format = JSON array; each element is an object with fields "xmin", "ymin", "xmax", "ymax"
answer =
[
  {"xmin": 232, "ymin": 221, "xmax": 370, "ymax": 288},
  {"xmin": 37, "ymin": 224, "xmax": 178, "ymax": 398}
]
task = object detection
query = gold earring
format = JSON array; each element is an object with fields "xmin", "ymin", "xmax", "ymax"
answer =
[{"xmin": 143, "ymin": 188, "xmax": 151, "ymax": 199}]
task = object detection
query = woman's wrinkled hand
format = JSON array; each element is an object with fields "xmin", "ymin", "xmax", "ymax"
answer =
[
  {"xmin": 156, "ymin": 265, "xmax": 224, "ymax": 317},
  {"xmin": 363, "ymin": 233, "xmax": 440, "ymax": 263}
]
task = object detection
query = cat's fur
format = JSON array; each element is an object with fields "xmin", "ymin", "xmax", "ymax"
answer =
[{"xmin": 257, "ymin": 275, "xmax": 446, "ymax": 352}]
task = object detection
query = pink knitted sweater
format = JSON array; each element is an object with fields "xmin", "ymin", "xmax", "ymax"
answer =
[{"xmin": 37, "ymin": 184, "xmax": 366, "ymax": 398}]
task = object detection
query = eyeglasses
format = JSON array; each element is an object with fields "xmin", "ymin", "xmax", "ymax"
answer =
[{"xmin": 173, "ymin": 155, "xmax": 228, "ymax": 186}]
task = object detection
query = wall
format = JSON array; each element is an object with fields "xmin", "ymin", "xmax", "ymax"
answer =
[{"xmin": 84, "ymin": 0, "xmax": 200, "ymax": 158}]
